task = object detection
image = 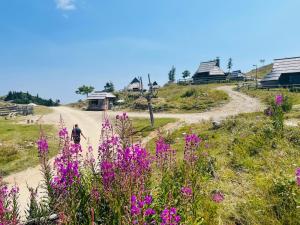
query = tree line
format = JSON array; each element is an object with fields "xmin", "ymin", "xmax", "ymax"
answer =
[{"xmin": 4, "ymin": 91, "xmax": 60, "ymax": 106}]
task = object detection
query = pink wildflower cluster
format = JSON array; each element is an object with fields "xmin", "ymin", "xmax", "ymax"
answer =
[
  {"xmin": 296, "ymin": 168, "xmax": 300, "ymax": 187},
  {"xmin": 212, "ymin": 191, "xmax": 224, "ymax": 203},
  {"xmin": 100, "ymin": 161, "xmax": 115, "ymax": 189},
  {"xmin": 275, "ymin": 95, "xmax": 283, "ymax": 106},
  {"xmin": 181, "ymin": 186, "xmax": 192, "ymax": 198},
  {"xmin": 37, "ymin": 136, "xmax": 49, "ymax": 155},
  {"xmin": 59, "ymin": 128, "xmax": 68, "ymax": 139},
  {"xmin": 160, "ymin": 207, "xmax": 181, "ymax": 225},
  {"xmin": 131, "ymin": 195, "xmax": 155, "ymax": 217},
  {"xmin": 116, "ymin": 144, "xmax": 152, "ymax": 191},
  {"xmin": 184, "ymin": 133, "xmax": 202, "ymax": 164},
  {"xmin": 156, "ymin": 137, "xmax": 175, "ymax": 170},
  {"xmin": 51, "ymin": 133, "xmax": 82, "ymax": 193},
  {"xmin": 116, "ymin": 112, "xmax": 129, "ymax": 121},
  {"xmin": 0, "ymin": 178, "xmax": 19, "ymax": 225}
]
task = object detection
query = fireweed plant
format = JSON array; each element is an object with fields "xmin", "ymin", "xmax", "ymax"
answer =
[
  {"xmin": 0, "ymin": 179, "xmax": 19, "ymax": 225},
  {"xmin": 264, "ymin": 94, "xmax": 292, "ymax": 135},
  {"xmin": 27, "ymin": 113, "xmax": 213, "ymax": 224}
]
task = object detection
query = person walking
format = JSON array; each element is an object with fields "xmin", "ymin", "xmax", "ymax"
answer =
[{"xmin": 71, "ymin": 124, "xmax": 86, "ymax": 144}]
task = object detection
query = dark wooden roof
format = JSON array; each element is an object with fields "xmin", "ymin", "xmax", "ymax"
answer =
[
  {"xmin": 130, "ymin": 77, "xmax": 140, "ymax": 84},
  {"xmin": 194, "ymin": 60, "xmax": 224, "ymax": 76},
  {"xmin": 262, "ymin": 57, "xmax": 300, "ymax": 81}
]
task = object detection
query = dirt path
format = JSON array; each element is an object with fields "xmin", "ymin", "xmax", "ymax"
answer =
[{"xmin": 3, "ymin": 86, "xmax": 263, "ymax": 218}]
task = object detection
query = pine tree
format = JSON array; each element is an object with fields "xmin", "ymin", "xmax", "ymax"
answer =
[{"xmin": 168, "ymin": 66, "xmax": 176, "ymax": 83}]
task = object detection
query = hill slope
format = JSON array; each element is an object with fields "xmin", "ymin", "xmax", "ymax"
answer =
[
  {"xmin": 246, "ymin": 64, "xmax": 273, "ymax": 79},
  {"xmin": 118, "ymin": 84, "xmax": 229, "ymax": 113}
]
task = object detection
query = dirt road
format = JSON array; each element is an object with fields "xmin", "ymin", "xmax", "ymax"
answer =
[{"xmin": 3, "ymin": 86, "xmax": 263, "ymax": 218}]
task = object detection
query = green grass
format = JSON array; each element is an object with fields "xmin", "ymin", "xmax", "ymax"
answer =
[
  {"xmin": 0, "ymin": 118, "xmax": 58, "ymax": 176},
  {"xmin": 146, "ymin": 112, "xmax": 300, "ymax": 224},
  {"xmin": 239, "ymin": 87, "xmax": 300, "ymax": 105},
  {"xmin": 34, "ymin": 106, "xmax": 54, "ymax": 115},
  {"xmin": 246, "ymin": 64, "xmax": 273, "ymax": 79},
  {"xmin": 131, "ymin": 117, "xmax": 177, "ymax": 138},
  {"xmin": 118, "ymin": 83, "xmax": 229, "ymax": 113},
  {"xmin": 238, "ymin": 86, "xmax": 300, "ymax": 121}
]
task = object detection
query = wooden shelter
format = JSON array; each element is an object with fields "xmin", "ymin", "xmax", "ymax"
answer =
[
  {"xmin": 152, "ymin": 81, "xmax": 160, "ymax": 90},
  {"xmin": 192, "ymin": 59, "xmax": 226, "ymax": 84},
  {"xmin": 127, "ymin": 77, "xmax": 142, "ymax": 92},
  {"xmin": 87, "ymin": 92, "xmax": 116, "ymax": 111},
  {"xmin": 227, "ymin": 70, "xmax": 246, "ymax": 81},
  {"xmin": 261, "ymin": 57, "xmax": 300, "ymax": 87}
]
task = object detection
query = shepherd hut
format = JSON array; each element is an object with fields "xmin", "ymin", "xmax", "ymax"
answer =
[
  {"xmin": 228, "ymin": 70, "xmax": 246, "ymax": 81},
  {"xmin": 87, "ymin": 92, "xmax": 116, "ymax": 111},
  {"xmin": 127, "ymin": 77, "xmax": 142, "ymax": 92},
  {"xmin": 261, "ymin": 57, "xmax": 300, "ymax": 87},
  {"xmin": 192, "ymin": 59, "xmax": 226, "ymax": 84}
]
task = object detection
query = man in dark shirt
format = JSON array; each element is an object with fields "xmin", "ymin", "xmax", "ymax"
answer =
[{"xmin": 71, "ymin": 124, "xmax": 86, "ymax": 144}]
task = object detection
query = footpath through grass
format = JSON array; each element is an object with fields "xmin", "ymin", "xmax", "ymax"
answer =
[
  {"xmin": 0, "ymin": 118, "xmax": 58, "ymax": 176},
  {"xmin": 146, "ymin": 112, "xmax": 300, "ymax": 224},
  {"xmin": 132, "ymin": 117, "xmax": 177, "ymax": 138}
]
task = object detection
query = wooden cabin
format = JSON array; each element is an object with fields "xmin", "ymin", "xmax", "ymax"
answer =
[
  {"xmin": 127, "ymin": 77, "xmax": 142, "ymax": 92},
  {"xmin": 87, "ymin": 92, "xmax": 116, "ymax": 111},
  {"xmin": 152, "ymin": 81, "xmax": 160, "ymax": 90},
  {"xmin": 192, "ymin": 59, "xmax": 226, "ymax": 84},
  {"xmin": 227, "ymin": 70, "xmax": 246, "ymax": 81},
  {"xmin": 261, "ymin": 57, "xmax": 300, "ymax": 88}
]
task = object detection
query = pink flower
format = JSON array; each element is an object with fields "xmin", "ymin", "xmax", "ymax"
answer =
[
  {"xmin": 144, "ymin": 195, "xmax": 152, "ymax": 205},
  {"xmin": 144, "ymin": 208, "xmax": 156, "ymax": 216},
  {"xmin": 37, "ymin": 137, "xmax": 48, "ymax": 155},
  {"xmin": 275, "ymin": 95, "xmax": 283, "ymax": 106},
  {"xmin": 59, "ymin": 128, "xmax": 68, "ymax": 138},
  {"xmin": 181, "ymin": 186, "xmax": 192, "ymax": 198},
  {"xmin": 296, "ymin": 168, "xmax": 300, "ymax": 186},
  {"xmin": 160, "ymin": 207, "xmax": 181, "ymax": 225},
  {"xmin": 212, "ymin": 191, "xmax": 224, "ymax": 203}
]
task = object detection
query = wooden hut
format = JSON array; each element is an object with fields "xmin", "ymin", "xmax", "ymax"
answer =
[
  {"xmin": 87, "ymin": 92, "xmax": 116, "ymax": 111},
  {"xmin": 152, "ymin": 81, "xmax": 160, "ymax": 90},
  {"xmin": 192, "ymin": 59, "xmax": 226, "ymax": 84},
  {"xmin": 261, "ymin": 57, "xmax": 300, "ymax": 88},
  {"xmin": 127, "ymin": 77, "xmax": 142, "ymax": 92},
  {"xmin": 227, "ymin": 70, "xmax": 246, "ymax": 81}
]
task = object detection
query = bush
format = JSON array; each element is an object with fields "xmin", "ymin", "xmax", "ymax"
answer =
[{"xmin": 181, "ymin": 88, "xmax": 197, "ymax": 98}]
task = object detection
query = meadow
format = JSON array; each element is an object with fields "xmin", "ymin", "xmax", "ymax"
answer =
[
  {"xmin": 0, "ymin": 118, "xmax": 58, "ymax": 176},
  {"xmin": 117, "ymin": 84, "xmax": 229, "ymax": 113},
  {"xmin": 1, "ymin": 94, "xmax": 299, "ymax": 225}
]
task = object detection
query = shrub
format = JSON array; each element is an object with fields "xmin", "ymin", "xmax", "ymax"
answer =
[{"xmin": 181, "ymin": 88, "xmax": 197, "ymax": 98}]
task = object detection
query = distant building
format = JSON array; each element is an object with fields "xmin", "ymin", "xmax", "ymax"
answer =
[
  {"xmin": 152, "ymin": 81, "xmax": 160, "ymax": 90},
  {"xmin": 227, "ymin": 70, "xmax": 246, "ymax": 81},
  {"xmin": 192, "ymin": 59, "xmax": 226, "ymax": 84},
  {"xmin": 87, "ymin": 92, "xmax": 116, "ymax": 111},
  {"xmin": 261, "ymin": 57, "xmax": 300, "ymax": 87},
  {"xmin": 127, "ymin": 77, "xmax": 142, "ymax": 92}
]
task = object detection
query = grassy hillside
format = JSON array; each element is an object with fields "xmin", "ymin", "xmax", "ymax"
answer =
[
  {"xmin": 146, "ymin": 112, "xmax": 300, "ymax": 224},
  {"xmin": 0, "ymin": 118, "xmax": 58, "ymax": 176},
  {"xmin": 246, "ymin": 64, "xmax": 273, "ymax": 79},
  {"xmin": 118, "ymin": 84, "xmax": 229, "ymax": 113}
]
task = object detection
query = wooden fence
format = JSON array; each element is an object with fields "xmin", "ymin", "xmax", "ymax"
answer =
[{"xmin": 0, "ymin": 105, "xmax": 34, "ymax": 116}]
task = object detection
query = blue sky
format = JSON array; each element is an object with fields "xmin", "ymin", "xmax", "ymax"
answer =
[{"xmin": 1, "ymin": 0, "xmax": 300, "ymax": 103}]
